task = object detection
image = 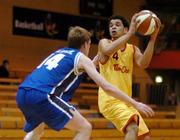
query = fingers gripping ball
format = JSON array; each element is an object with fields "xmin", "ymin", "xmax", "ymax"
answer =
[{"xmin": 136, "ymin": 10, "xmax": 158, "ymax": 36}]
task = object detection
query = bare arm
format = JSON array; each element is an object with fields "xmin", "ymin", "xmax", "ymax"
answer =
[
  {"xmin": 134, "ymin": 17, "xmax": 161, "ymax": 68},
  {"xmin": 92, "ymin": 54, "xmax": 99, "ymax": 67},
  {"xmin": 99, "ymin": 34, "xmax": 131, "ymax": 56},
  {"xmin": 77, "ymin": 54, "xmax": 154, "ymax": 117}
]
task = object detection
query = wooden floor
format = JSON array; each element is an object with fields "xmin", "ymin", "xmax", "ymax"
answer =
[
  {"xmin": 0, "ymin": 78, "xmax": 179, "ymax": 140},
  {"xmin": 0, "ymin": 129, "xmax": 180, "ymax": 140}
]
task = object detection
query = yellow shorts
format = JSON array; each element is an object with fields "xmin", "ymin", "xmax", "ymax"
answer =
[{"xmin": 100, "ymin": 102, "xmax": 149, "ymax": 137}]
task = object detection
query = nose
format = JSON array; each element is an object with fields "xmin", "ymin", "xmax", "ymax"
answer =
[{"xmin": 111, "ymin": 25, "xmax": 117, "ymax": 30}]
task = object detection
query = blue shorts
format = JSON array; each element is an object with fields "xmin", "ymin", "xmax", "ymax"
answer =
[{"xmin": 16, "ymin": 88, "xmax": 75, "ymax": 132}]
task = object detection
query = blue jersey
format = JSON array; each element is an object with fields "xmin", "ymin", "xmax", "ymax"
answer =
[{"xmin": 20, "ymin": 48, "xmax": 83, "ymax": 101}]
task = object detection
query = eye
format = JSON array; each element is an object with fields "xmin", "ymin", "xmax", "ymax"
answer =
[
  {"xmin": 109, "ymin": 23, "xmax": 113, "ymax": 28},
  {"xmin": 116, "ymin": 22, "xmax": 121, "ymax": 27}
]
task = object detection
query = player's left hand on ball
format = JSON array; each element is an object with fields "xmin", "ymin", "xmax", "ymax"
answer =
[{"xmin": 153, "ymin": 16, "xmax": 161, "ymax": 35}]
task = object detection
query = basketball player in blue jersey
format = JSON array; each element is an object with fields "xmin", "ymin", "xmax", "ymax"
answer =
[{"xmin": 16, "ymin": 26, "xmax": 154, "ymax": 140}]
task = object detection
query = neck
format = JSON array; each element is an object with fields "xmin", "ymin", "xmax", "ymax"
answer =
[{"xmin": 79, "ymin": 47, "xmax": 87, "ymax": 56}]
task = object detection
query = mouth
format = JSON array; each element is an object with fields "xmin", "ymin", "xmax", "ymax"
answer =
[{"xmin": 111, "ymin": 30, "xmax": 117, "ymax": 35}]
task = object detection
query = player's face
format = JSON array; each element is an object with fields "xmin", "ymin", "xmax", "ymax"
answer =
[{"xmin": 109, "ymin": 19, "xmax": 126, "ymax": 38}]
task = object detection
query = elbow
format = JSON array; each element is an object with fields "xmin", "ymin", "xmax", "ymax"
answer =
[
  {"xmin": 101, "ymin": 48, "xmax": 111, "ymax": 56},
  {"xmin": 142, "ymin": 62, "xmax": 151, "ymax": 69},
  {"xmin": 138, "ymin": 61, "xmax": 150, "ymax": 69},
  {"xmin": 140, "ymin": 63, "xmax": 149, "ymax": 69},
  {"xmin": 143, "ymin": 64, "xmax": 149, "ymax": 69},
  {"xmin": 101, "ymin": 44, "xmax": 114, "ymax": 56}
]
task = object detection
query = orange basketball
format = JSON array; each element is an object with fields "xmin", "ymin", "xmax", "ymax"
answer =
[{"xmin": 136, "ymin": 10, "xmax": 158, "ymax": 36}]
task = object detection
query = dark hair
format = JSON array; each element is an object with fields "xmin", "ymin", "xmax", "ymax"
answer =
[
  {"xmin": 67, "ymin": 26, "xmax": 91, "ymax": 49},
  {"xmin": 108, "ymin": 15, "xmax": 129, "ymax": 28},
  {"xmin": 2, "ymin": 59, "xmax": 9, "ymax": 65}
]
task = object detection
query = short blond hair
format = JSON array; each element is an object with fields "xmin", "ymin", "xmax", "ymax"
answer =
[{"xmin": 68, "ymin": 26, "xmax": 91, "ymax": 49}]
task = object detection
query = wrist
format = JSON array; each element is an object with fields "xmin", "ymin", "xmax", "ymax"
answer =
[
  {"xmin": 124, "ymin": 32, "xmax": 133, "ymax": 40},
  {"xmin": 126, "ymin": 31, "xmax": 133, "ymax": 37},
  {"xmin": 150, "ymin": 35, "xmax": 157, "ymax": 42},
  {"xmin": 130, "ymin": 99, "xmax": 138, "ymax": 107}
]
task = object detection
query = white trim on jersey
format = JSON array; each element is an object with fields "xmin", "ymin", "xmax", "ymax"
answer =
[
  {"xmin": 47, "ymin": 95, "xmax": 72, "ymax": 119},
  {"xmin": 56, "ymin": 96, "xmax": 73, "ymax": 108},
  {"xmin": 59, "ymin": 75, "xmax": 79, "ymax": 98},
  {"xmin": 74, "ymin": 52, "xmax": 83, "ymax": 75},
  {"xmin": 50, "ymin": 51, "xmax": 82, "ymax": 97},
  {"xmin": 50, "ymin": 69, "xmax": 74, "ymax": 94}
]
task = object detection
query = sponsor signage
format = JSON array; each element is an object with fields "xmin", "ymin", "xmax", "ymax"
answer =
[{"xmin": 13, "ymin": 6, "xmax": 109, "ymax": 43}]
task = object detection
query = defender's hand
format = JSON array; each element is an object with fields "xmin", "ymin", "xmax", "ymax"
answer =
[{"xmin": 134, "ymin": 102, "xmax": 155, "ymax": 117}]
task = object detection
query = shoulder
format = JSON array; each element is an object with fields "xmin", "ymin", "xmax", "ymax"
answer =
[
  {"xmin": 126, "ymin": 43, "xmax": 137, "ymax": 52},
  {"xmin": 126, "ymin": 43, "xmax": 134, "ymax": 48},
  {"xmin": 77, "ymin": 53, "xmax": 91, "ymax": 68},
  {"xmin": 99, "ymin": 38, "xmax": 111, "ymax": 45},
  {"xmin": 98, "ymin": 38, "xmax": 111, "ymax": 53}
]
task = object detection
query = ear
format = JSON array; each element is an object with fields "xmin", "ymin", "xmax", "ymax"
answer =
[
  {"xmin": 79, "ymin": 44, "xmax": 85, "ymax": 51},
  {"xmin": 84, "ymin": 41, "xmax": 88, "ymax": 48},
  {"xmin": 124, "ymin": 27, "xmax": 128, "ymax": 33},
  {"xmin": 84, "ymin": 41, "xmax": 88, "ymax": 46},
  {"xmin": 82, "ymin": 43, "xmax": 86, "ymax": 49}
]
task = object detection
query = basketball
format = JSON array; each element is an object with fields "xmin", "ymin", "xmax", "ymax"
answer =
[{"xmin": 136, "ymin": 10, "xmax": 158, "ymax": 36}]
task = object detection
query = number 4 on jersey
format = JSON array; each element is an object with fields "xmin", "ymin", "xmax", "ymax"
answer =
[{"xmin": 113, "ymin": 52, "xmax": 119, "ymax": 60}]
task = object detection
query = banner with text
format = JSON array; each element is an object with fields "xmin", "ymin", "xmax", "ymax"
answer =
[{"xmin": 13, "ymin": 6, "xmax": 109, "ymax": 43}]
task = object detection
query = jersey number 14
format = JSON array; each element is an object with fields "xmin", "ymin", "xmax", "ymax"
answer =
[{"xmin": 37, "ymin": 53, "xmax": 65, "ymax": 70}]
